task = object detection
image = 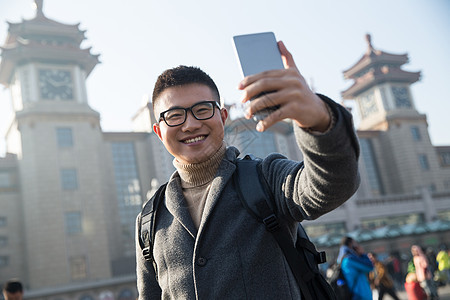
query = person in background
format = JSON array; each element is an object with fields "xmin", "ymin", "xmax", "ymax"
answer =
[
  {"xmin": 426, "ymin": 247, "xmax": 438, "ymax": 277},
  {"xmin": 386, "ymin": 251, "xmax": 404, "ymax": 291},
  {"xmin": 337, "ymin": 237, "xmax": 373, "ymax": 300},
  {"xmin": 368, "ymin": 252, "xmax": 400, "ymax": 300},
  {"xmin": 411, "ymin": 245, "xmax": 440, "ymax": 300},
  {"xmin": 404, "ymin": 272, "xmax": 427, "ymax": 300},
  {"xmin": 436, "ymin": 244, "xmax": 450, "ymax": 285},
  {"xmin": 2, "ymin": 279, "xmax": 23, "ymax": 300}
]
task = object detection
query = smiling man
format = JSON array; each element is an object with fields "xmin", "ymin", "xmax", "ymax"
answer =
[{"xmin": 136, "ymin": 41, "xmax": 360, "ymax": 299}]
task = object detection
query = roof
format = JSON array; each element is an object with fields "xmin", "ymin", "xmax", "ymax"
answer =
[
  {"xmin": 0, "ymin": 2, "xmax": 99, "ymax": 85},
  {"xmin": 311, "ymin": 219, "xmax": 450, "ymax": 248},
  {"xmin": 341, "ymin": 34, "xmax": 421, "ymax": 99}
]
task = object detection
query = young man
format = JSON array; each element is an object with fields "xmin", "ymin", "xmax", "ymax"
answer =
[
  {"xmin": 2, "ymin": 280, "xmax": 23, "ymax": 300},
  {"xmin": 136, "ymin": 41, "xmax": 360, "ymax": 299}
]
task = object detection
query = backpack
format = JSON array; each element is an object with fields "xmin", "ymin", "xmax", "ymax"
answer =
[
  {"xmin": 138, "ymin": 154, "xmax": 337, "ymax": 300},
  {"xmin": 327, "ymin": 262, "xmax": 353, "ymax": 300}
]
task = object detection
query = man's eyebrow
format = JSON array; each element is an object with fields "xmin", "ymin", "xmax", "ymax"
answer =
[{"xmin": 164, "ymin": 105, "xmax": 185, "ymax": 111}]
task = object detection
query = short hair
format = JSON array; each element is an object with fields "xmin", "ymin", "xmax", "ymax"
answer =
[
  {"xmin": 341, "ymin": 236, "xmax": 353, "ymax": 247},
  {"xmin": 152, "ymin": 65, "xmax": 220, "ymax": 111},
  {"xmin": 3, "ymin": 279, "xmax": 23, "ymax": 293}
]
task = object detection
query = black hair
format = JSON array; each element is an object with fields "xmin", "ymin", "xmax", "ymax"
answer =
[
  {"xmin": 152, "ymin": 65, "xmax": 220, "ymax": 111},
  {"xmin": 3, "ymin": 279, "xmax": 23, "ymax": 293},
  {"xmin": 341, "ymin": 236, "xmax": 353, "ymax": 247}
]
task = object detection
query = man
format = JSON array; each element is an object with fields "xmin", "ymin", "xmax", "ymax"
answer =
[
  {"xmin": 368, "ymin": 252, "xmax": 400, "ymax": 300},
  {"xmin": 337, "ymin": 237, "xmax": 373, "ymax": 300},
  {"xmin": 136, "ymin": 41, "xmax": 360, "ymax": 299},
  {"xmin": 2, "ymin": 279, "xmax": 23, "ymax": 300}
]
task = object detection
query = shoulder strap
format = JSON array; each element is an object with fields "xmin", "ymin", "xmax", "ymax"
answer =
[
  {"xmin": 234, "ymin": 155, "xmax": 324, "ymax": 300},
  {"xmin": 139, "ymin": 182, "xmax": 167, "ymax": 278}
]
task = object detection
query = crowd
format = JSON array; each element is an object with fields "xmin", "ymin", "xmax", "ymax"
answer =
[{"xmin": 327, "ymin": 237, "xmax": 450, "ymax": 300}]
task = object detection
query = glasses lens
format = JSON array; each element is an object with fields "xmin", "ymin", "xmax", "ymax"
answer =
[
  {"xmin": 192, "ymin": 102, "xmax": 214, "ymax": 120},
  {"xmin": 164, "ymin": 108, "xmax": 186, "ymax": 126}
]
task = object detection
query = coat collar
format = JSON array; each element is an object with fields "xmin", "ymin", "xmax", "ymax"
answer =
[{"xmin": 164, "ymin": 147, "xmax": 240, "ymax": 239}]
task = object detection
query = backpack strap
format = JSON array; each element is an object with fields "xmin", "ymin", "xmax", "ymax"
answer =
[
  {"xmin": 139, "ymin": 182, "xmax": 167, "ymax": 279},
  {"xmin": 234, "ymin": 154, "xmax": 328, "ymax": 300}
]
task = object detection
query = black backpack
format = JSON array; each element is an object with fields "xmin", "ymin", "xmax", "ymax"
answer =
[
  {"xmin": 327, "ymin": 262, "xmax": 353, "ymax": 300},
  {"xmin": 138, "ymin": 154, "xmax": 337, "ymax": 300}
]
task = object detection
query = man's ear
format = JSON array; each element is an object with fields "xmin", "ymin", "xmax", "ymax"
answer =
[
  {"xmin": 220, "ymin": 107, "xmax": 228, "ymax": 124},
  {"xmin": 153, "ymin": 123, "xmax": 163, "ymax": 141}
]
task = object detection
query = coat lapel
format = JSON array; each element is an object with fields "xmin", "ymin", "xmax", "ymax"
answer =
[{"xmin": 164, "ymin": 176, "xmax": 197, "ymax": 238}]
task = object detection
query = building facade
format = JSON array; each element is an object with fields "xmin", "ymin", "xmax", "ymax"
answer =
[{"xmin": 0, "ymin": 2, "xmax": 449, "ymax": 300}]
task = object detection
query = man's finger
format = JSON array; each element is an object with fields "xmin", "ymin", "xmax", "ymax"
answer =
[{"xmin": 255, "ymin": 104, "xmax": 288, "ymax": 132}]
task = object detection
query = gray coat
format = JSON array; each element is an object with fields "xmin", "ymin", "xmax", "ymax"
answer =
[{"xmin": 136, "ymin": 97, "xmax": 360, "ymax": 299}]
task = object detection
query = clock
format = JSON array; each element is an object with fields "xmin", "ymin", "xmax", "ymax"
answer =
[
  {"xmin": 360, "ymin": 92, "xmax": 378, "ymax": 118},
  {"xmin": 39, "ymin": 69, "xmax": 74, "ymax": 100},
  {"xmin": 392, "ymin": 87, "xmax": 411, "ymax": 108}
]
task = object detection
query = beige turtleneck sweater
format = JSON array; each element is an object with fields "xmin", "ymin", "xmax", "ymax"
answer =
[{"xmin": 173, "ymin": 142, "xmax": 226, "ymax": 229}]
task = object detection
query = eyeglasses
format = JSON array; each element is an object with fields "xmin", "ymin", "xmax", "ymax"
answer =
[{"xmin": 159, "ymin": 101, "xmax": 220, "ymax": 127}]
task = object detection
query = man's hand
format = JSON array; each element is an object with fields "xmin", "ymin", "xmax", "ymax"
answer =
[{"xmin": 238, "ymin": 41, "xmax": 331, "ymax": 132}]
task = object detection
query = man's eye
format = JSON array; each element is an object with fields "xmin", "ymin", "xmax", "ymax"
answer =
[{"xmin": 165, "ymin": 111, "xmax": 184, "ymax": 120}]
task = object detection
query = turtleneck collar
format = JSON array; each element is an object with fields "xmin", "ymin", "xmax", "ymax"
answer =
[{"xmin": 173, "ymin": 142, "xmax": 226, "ymax": 188}]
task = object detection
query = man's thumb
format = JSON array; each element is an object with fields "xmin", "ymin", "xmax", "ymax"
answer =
[{"xmin": 278, "ymin": 41, "xmax": 296, "ymax": 69}]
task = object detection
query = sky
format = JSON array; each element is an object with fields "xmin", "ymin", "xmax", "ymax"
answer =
[{"xmin": 0, "ymin": 0, "xmax": 449, "ymax": 156}]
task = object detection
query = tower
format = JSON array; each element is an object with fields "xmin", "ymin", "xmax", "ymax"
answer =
[
  {"xmin": 342, "ymin": 34, "xmax": 444, "ymax": 195},
  {"xmin": 0, "ymin": 1, "xmax": 112, "ymax": 288}
]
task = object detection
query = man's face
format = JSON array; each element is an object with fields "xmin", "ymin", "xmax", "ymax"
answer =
[
  {"xmin": 3, "ymin": 291, "xmax": 23, "ymax": 300},
  {"xmin": 153, "ymin": 83, "xmax": 228, "ymax": 165}
]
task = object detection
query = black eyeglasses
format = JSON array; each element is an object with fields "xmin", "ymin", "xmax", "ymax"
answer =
[{"xmin": 159, "ymin": 101, "xmax": 220, "ymax": 127}]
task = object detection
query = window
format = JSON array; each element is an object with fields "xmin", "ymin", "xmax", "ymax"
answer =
[
  {"xmin": 70, "ymin": 256, "xmax": 87, "ymax": 280},
  {"xmin": 410, "ymin": 126, "xmax": 421, "ymax": 141},
  {"xmin": 56, "ymin": 127, "xmax": 73, "ymax": 147},
  {"xmin": 0, "ymin": 172, "xmax": 11, "ymax": 188},
  {"xmin": 65, "ymin": 212, "xmax": 82, "ymax": 235},
  {"xmin": 61, "ymin": 169, "xmax": 78, "ymax": 190},
  {"xmin": 111, "ymin": 142, "xmax": 143, "ymax": 254},
  {"xmin": 419, "ymin": 154, "xmax": 430, "ymax": 170},
  {"xmin": 0, "ymin": 236, "xmax": 7, "ymax": 247},
  {"xmin": 440, "ymin": 152, "xmax": 450, "ymax": 166},
  {"xmin": 0, "ymin": 256, "xmax": 8, "ymax": 268},
  {"xmin": 359, "ymin": 138, "xmax": 383, "ymax": 195},
  {"xmin": 0, "ymin": 217, "xmax": 6, "ymax": 227}
]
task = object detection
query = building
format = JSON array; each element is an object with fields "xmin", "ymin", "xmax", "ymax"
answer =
[
  {"xmin": 0, "ymin": 1, "xmax": 449, "ymax": 299},
  {"xmin": 0, "ymin": 2, "xmax": 171, "ymax": 298}
]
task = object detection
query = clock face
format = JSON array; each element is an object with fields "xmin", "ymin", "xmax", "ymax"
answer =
[
  {"xmin": 392, "ymin": 87, "xmax": 411, "ymax": 108},
  {"xmin": 39, "ymin": 69, "xmax": 74, "ymax": 100},
  {"xmin": 360, "ymin": 92, "xmax": 378, "ymax": 118}
]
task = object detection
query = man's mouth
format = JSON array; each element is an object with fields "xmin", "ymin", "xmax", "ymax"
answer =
[{"xmin": 182, "ymin": 135, "xmax": 206, "ymax": 144}]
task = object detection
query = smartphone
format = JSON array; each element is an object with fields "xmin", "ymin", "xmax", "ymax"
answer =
[{"xmin": 232, "ymin": 32, "xmax": 284, "ymax": 121}]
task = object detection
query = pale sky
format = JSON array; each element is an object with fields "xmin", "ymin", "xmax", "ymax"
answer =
[{"xmin": 1, "ymin": 0, "xmax": 449, "ymax": 156}]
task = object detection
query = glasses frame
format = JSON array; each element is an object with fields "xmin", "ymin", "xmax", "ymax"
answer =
[{"xmin": 158, "ymin": 100, "xmax": 221, "ymax": 127}]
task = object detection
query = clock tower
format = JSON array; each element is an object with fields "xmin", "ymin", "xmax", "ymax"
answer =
[
  {"xmin": 0, "ymin": 1, "xmax": 99, "ymax": 114},
  {"xmin": 342, "ymin": 34, "xmax": 444, "ymax": 195},
  {"xmin": 342, "ymin": 34, "xmax": 422, "ymax": 131},
  {"xmin": 0, "ymin": 1, "xmax": 112, "ymax": 288}
]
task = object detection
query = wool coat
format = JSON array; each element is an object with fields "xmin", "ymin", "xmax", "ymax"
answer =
[{"xmin": 136, "ymin": 96, "xmax": 360, "ymax": 299}]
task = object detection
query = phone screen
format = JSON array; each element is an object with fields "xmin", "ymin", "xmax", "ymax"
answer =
[{"xmin": 232, "ymin": 32, "xmax": 284, "ymax": 77}]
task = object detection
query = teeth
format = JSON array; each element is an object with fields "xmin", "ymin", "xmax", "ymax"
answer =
[{"xmin": 184, "ymin": 136, "xmax": 205, "ymax": 144}]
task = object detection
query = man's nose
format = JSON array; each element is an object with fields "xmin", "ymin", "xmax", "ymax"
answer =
[{"xmin": 181, "ymin": 111, "xmax": 202, "ymax": 131}]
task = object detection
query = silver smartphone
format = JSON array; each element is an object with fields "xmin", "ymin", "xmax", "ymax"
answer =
[{"xmin": 232, "ymin": 32, "xmax": 284, "ymax": 121}]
